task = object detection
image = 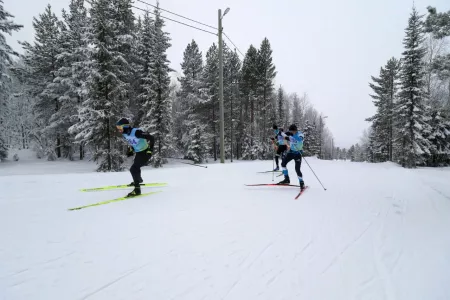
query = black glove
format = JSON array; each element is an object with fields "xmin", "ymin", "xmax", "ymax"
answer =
[
  {"xmin": 273, "ymin": 124, "xmax": 278, "ymax": 130},
  {"xmin": 270, "ymin": 137, "xmax": 275, "ymax": 141},
  {"xmin": 126, "ymin": 147, "xmax": 134, "ymax": 157},
  {"xmin": 279, "ymin": 128, "xmax": 284, "ymax": 132}
]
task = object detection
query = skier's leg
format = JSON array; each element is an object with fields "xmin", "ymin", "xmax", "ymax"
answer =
[
  {"xmin": 279, "ymin": 153, "xmax": 293, "ymax": 184},
  {"xmin": 294, "ymin": 154, "xmax": 305, "ymax": 188},
  {"xmin": 130, "ymin": 151, "xmax": 148, "ymax": 185}
]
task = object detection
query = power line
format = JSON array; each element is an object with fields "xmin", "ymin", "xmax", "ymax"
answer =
[
  {"xmin": 223, "ymin": 32, "xmax": 245, "ymax": 57},
  {"xmin": 135, "ymin": 0, "xmax": 217, "ymax": 30},
  {"xmin": 84, "ymin": 0, "xmax": 217, "ymax": 36},
  {"xmin": 132, "ymin": 5, "xmax": 217, "ymax": 36}
]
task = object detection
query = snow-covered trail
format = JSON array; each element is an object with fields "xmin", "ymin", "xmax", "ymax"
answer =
[{"xmin": 1, "ymin": 158, "xmax": 449, "ymax": 300}]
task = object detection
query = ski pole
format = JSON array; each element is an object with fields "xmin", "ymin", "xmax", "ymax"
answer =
[
  {"xmin": 179, "ymin": 161, "xmax": 208, "ymax": 168},
  {"xmin": 164, "ymin": 157, "xmax": 208, "ymax": 168},
  {"xmin": 272, "ymin": 148, "xmax": 275, "ymax": 182},
  {"xmin": 303, "ymin": 157, "xmax": 327, "ymax": 191}
]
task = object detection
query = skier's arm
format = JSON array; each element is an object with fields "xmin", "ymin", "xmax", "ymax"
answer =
[{"xmin": 135, "ymin": 130, "xmax": 155, "ymax": 153}]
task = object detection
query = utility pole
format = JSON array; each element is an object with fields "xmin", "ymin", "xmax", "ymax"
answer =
[{"xmin": 218, "ymin": 9, "xmax": 226, "ymax": 163}]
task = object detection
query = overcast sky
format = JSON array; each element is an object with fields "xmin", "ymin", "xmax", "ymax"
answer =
[{"xmin": 4, "ymin": 0, "xmax": 450, "ymax": 148}]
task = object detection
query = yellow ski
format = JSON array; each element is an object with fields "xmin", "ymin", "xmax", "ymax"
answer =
[
  {"xmin": 68, "ymin": 191, "xmax": 162, "ymax": 211},
  {"xmin": 80, "ymin": 182, "xmax": 167, "ymax": 192}
]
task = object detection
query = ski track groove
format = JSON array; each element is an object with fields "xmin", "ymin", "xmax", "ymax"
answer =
[
  {"xmin": 320, "ymin": 221, "xmax": 374, "ymax": 276},
  {"xmin": 293, "ymin": 240, "xmax": 312, "ymax": 262},
  {"xmin": 222, "ymin": 241, "xmax": 275, "ymax": 299},
  {"xmin": 79, "ymin": 261, "xmax": 153, "ymax": 300},
  {"xmin": 222, "ymin": 279, "xmax": 241, "ymax": 300}
]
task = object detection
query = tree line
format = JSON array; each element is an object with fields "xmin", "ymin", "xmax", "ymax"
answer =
[
  {"xmin": 349, "ymin": 6, "xmax": 450, "ymax": 167},
  {"xmin": 0, "ymin": 0, "xmax": 333, "ymax": 169}
]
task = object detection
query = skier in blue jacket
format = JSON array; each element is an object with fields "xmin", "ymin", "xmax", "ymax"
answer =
[
  {"xmin": 116, "ymin": 118, "xmax": 155, "ymax": 197},
  {"xmin": 278, "ymin": 124, "xmax": 306, "ymax": 190}
]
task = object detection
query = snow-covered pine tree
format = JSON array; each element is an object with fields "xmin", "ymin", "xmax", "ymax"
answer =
[
  {"xmin": 43, "ymin": 0, "xmax": 90, "ymax": 160},
  {"xmin": 202, "ymin": 43, "xmax": 219, "ymax": 160},
  {"xmin": 291, "ymin": 93, "xmax": 303, "ymax": 128},
  {"xmin": 395, "ymin": 7, "xmax": 432, "ymax": 168},
  {"xmin": 142, "ymin": 4, "xmax": 173, "ymax": 167},
  {"xmin": 302, "ymin": 120, "xmax": 319, "ymax": 157},
  {"xmin": 111, "ymin": 0, "xmax": 135, "ymax": 115},
  {"xmin": 239, "ymin": 45, "xmax": 260, "ymax": 159},
  {"xmin": 367, "ymin": 58, "xmax": 401, "ymax": 162},
  {"xmin": 223, "ymin": 46, "xmax": 241, "ymax": 159},
  {"xmin": 127, "ymin": 16, "xmax": 143, "ymax": 126},
  {"xmin": 178, "ymin": 40, "xmax": 210, "ymax": 163},
  {"xmin": 424, "ymin": 6, "xmax": 450, "ymax": 39},
  {"xmin": 276, "ymin": 86, "xmax": 285, "ymax": 128},
  {"xmin": 0, "ymin": 0, "xmax": 23, "ymax": 161},
  {"xmin": 135, "ymin": 10, "xmax": 155, "ymax": 127},
  {"xmin": 427, "ymin": 110, "xmax": 450, "ymax": 166},
  {"xmin": 20, "ymin": 5, "xmax": 64, "ymax": 160},
  {"xmin": 4, "ymin": 62, "xmax": 34, "ymax": 151},
  {"xmin": 256, "ymin": 38, "xmax": 277, "ymax": 156},
  {"xmin": 341, "ymin": 148, "xmax": 347, "ymax": 161},
  {"xmin": 424, "ymin": 6, "xmax": 450, "ymax": 166},
  {"xmin": 69, "ymin": 0, "xmax": 132, "ymax": 171}
]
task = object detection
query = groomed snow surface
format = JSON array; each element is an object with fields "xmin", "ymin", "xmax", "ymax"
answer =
[{"xmin": 1, "ymin": 150, "xmax": 450, "ymax": 300}]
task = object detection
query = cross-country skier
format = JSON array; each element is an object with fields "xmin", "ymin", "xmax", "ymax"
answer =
[
  {"xmin": 271, "ymin": 124, "xmax": 287, "ymax": 171},
  {"xmin": 116, "ymin": 118, "xmax": 155, "ymax": 197},
  {"xmin": 278, "ymin": 124, "xmax": 306, "ymax": 190}
]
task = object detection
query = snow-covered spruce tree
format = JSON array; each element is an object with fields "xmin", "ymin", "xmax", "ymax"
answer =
[
  {"xmin": 428, "ymin": 110, "xmax": 450, "ymax": 166},
  {"xmin": 69, "ymin": 0, "xmax": 133, "ymax": 171},
  {"xmin": 394, "ymin": 7, "xmax": 432, "ymax": 168},
  {"xmin": 366, "ymin": 58, "xmax": 401, "ymax": 162},
  {"xmin": 142, "ymin": 4, "xmax": 173, "ymax": 168},
  {"xmin": 0, "ymin": 0, "xmax": 22, "ymax": 160},
  {"xmin": 202, "ymin": 43, "xmax": 219, "ymax": 160},
  {"xmin": 43, "ymin": 0, "xmax": 90, "ymax": 160},
  {"xmin": 178, "ymin": 40, "xmax": 210, "ymax": 163},
  {"xmin": 20, "ymin": 5, "xmax": 63, "ymax": 160},
  {"xmin": 276, "ymin": 86, "xmax": 286, "ymax": 129},
  {"xmin": 303, "ymin": 120, "xmax": 320, "ymax": 157},
  {"xmin": 135, "ymin": 11, "xmax": 154, "ymax": 127},
  {"xmin": 223, "ymin": 47, "xmax": 241, "ymax": 159},
  {"xmin": 256, "ymin": 37, "xmax": 277, "ymax": 157},
  {"xmin": 424, "ymin": 6, "xmax": 450, "ymax": 165},
  {"xmin": 239, "ymin": 45, "xmax": 260, "ymax": 160},
  {"xmin": 290, "ymin": 93, "xmax": 304, "ymax": 129}
]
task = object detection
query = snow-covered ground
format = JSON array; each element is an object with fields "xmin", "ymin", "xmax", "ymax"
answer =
[{"xmin": 1, "ymin": 152, "xmax": 450, "ymax": 300}]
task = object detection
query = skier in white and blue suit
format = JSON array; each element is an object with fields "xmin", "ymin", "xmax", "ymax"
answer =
[
  {"xmin": 278, "ymin": 124, "xmax": 306, "ymax": 190},
  {"xmin": 271, "ymin": 124, "xmax": 288, "ymax": 171},
  {"xmin": 116, "ymin": 118, "xmax": 155, "ymax": 197}
]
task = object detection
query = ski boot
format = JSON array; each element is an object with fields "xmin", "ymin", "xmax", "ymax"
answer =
[
  {"xmin": 127, "ymin": 186, "xmax": 142, "ymax": 197},
  {"xmin": 278, "ymin": 176, "xmax": 290, "ymax": 185},
  {"xmin": 299, "ymin": 177, "xmax": 306, "ymax": 191},
  {"xmin": 127, "ymin": 178, "xmax": 143, "ymax": 186},
  {"xmin": 273, "ymin": 166, "xmax": 279, "ymax": 171}
]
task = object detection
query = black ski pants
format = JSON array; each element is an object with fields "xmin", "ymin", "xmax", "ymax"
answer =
[
  {"xmin": 275, "ymin": 145, "xmax": 287, "ymax": 167},
  {"xmin": 281, "ymin": 152, "xmax": 303, "ymax": 178},
  {"xmin": 130, "ymin": 150, "xmax": 152, "ymax": 185}
]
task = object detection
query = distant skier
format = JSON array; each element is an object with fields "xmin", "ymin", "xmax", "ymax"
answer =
[
  {"xmin": 271, "ymin": 124, "xmax": 287, "ymax": 171},
  {"xmin": 116, "ymin": 118, "xmax": 155, "ymax": 197},
  {"xmin": 278, "ymin": 124, "xmax": 306, "ymax": 190}
]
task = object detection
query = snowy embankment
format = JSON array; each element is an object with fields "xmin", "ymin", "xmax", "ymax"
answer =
[{"xmin": 1, "ymin": 153, "xmax": 450, "ymax": 300}]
